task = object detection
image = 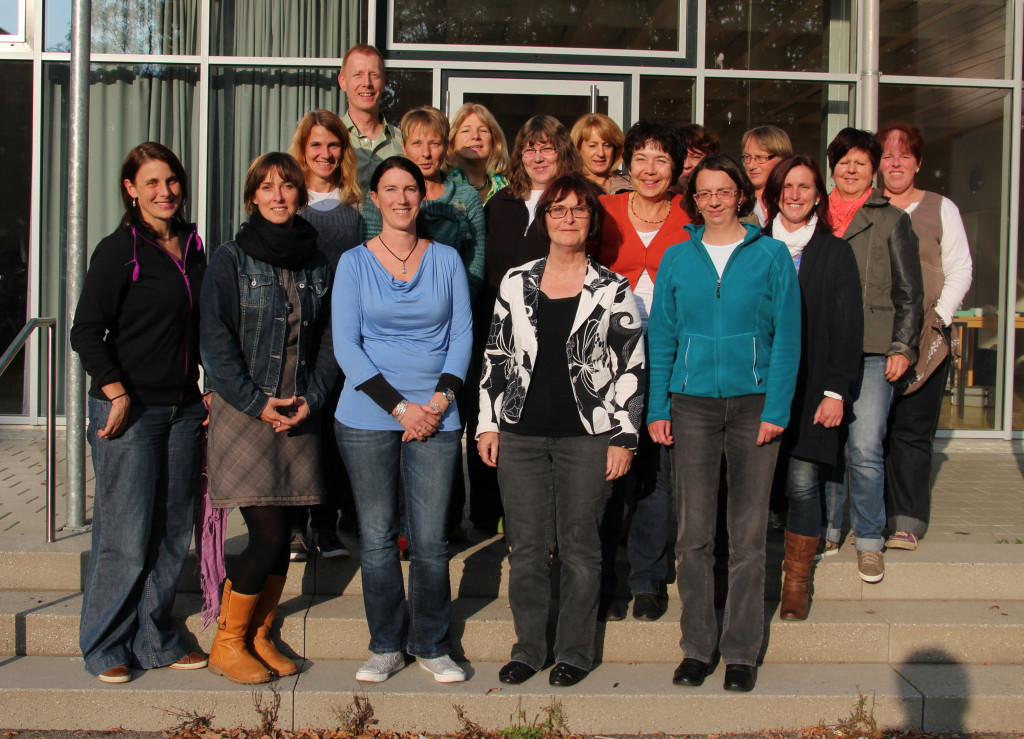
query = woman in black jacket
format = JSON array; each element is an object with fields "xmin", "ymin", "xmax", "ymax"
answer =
[
  {"xmin": 70, "ymin": 142, "xmax": 207, "ymax": 684},
  {"xmin": 762, "ymin": 155, "xmax": 863, "ymax": 620}
]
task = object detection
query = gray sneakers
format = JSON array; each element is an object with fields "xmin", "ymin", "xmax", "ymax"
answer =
[
  {"xmin": 418, "ymin": 654, "xmax": 466, "ymax": 683},
  {"xmin": 355, "ymin": 651, "xmax": 406, "ymax": 682}
]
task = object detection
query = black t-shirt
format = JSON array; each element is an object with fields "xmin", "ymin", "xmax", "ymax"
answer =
[{"xmin": 503, "ymin": 291, "xmax": 587, "ymax": 437}]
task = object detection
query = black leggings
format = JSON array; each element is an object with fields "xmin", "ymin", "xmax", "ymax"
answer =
[{"xmin": 228, "ymin": 505, "xmax": 291, "ymax": 595}]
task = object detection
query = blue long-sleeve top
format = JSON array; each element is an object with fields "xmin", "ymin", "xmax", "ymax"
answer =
[
  {"xmin": 646, "ymin": 223, "xmax": 801, "ymax": 428},
  {"xmin": 332, "ymin": 241, "xmax": 473, "ymax": 431}
]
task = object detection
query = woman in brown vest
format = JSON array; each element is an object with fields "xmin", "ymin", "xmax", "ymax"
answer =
[{"xmin": 877, "ymin": 123, "xmax": 973, "ymax": 551}]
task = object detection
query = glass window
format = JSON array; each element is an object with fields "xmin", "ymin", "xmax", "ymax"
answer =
[
  {"xmin": 1, "ymin": 0, "xmax": 24, "ymax": 41},
  {"xmin": 0, "ymin": 62, "xmax": 32, "ymax": 415},
  {"xmin": 463, "ymin": 92, "xmax": 609, "ymax": 142},
  {"xmin": 211, "ymin": 0, "xmax": 363, "ymax": 57},
  {"xmin": 41, "ymin": 62, "xmax": 198, "ymax": 412},
  {"xmin": 704, "ymin": 78, "xmax": 852, "ymax": 162},
  {"xmin": 393, "ymin": 0, "xmax": 679, "ymax": 51},
  {"xmin": 378, "ymin": 68, "xmax": 433, "ymax": 126},
  {"xmin": 640, "ymin": 75, "xmax": 695, "ymax": 124},
  {"xmin": 879, "ymin": 84, "xmax": 1011, "ymax": 430},
  {"xmin": 705, "ymin": 0, "xmax": 853, "ymax": 73},
  {"xmin": 880, "ymin": 0, "xmax": 1010, "ymax": 79},
  {"xmin": 45, "ymin": 0, "xmax": 198, "ymax": 54}
]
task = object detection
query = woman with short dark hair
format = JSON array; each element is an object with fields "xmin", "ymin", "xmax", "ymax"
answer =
[
  {"xmin": 72, "ymin": 142, "xmax": 208, "ymax": 684},
  {"xmin": 821, "ymin": 127, "xmax": 923, "ymax": 584},
  {"xmin": 201, "ymin": 152, "xmax": 337, "ymax": 684},
  {"xmin": 647, "ymin": 154, "xmax": 800, "ymax": 692},
  {"xmin": 478, "ymin": 174, "xmax": 645, "ymax": 688}
]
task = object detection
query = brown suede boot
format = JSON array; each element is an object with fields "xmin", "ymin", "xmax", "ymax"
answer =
[
  {"xmin": 208, "ymin": 580, "xmax": 272, "ymax": 684},
  {"xmin": 247, "ymin": 575, "xmax": 298, "ymax": 677},
  {"xmin": 780, "ymin": 531, "xmax": 820, "ymax": 621}
]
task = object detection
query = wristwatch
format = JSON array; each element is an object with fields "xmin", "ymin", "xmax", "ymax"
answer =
[{"xmin": 443, "ymin": 388, "xmax": 456, "ymax": 404}]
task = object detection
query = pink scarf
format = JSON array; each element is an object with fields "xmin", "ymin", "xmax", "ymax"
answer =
[
  {"xmin": 829, "ymin": 187, "xmax": 872, "ymax": 238},
  {"xmin": 193, "ymin": 424, "xmax": 228, "ymax": 628}
]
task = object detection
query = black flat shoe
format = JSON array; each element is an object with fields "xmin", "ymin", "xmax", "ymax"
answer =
[
  {"xmin": 632, "ymin": 593, "xmax": 666, "ymax": 622},
  {"xmin": 723, "ymin": 664, "xmax": 756, "ymax": 692},
  {"xmin": 548, "ymin": 662, "xmax": 589, "ymax": 687},
  {"xmin": 672, "ymin": 658, "xmax": 710, "ymax": 687},
  {"xmin": 598, "ymin": 596, "xmax": 625, "ymax": 622},
  {"xmin": 498, "ymin": 660, "xmax": 537, "ymax": 685}
]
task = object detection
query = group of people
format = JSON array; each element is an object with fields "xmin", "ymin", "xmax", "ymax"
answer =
[{"xmin": 70, "ymin": 42, "xmax": 972, "ymax": 694}]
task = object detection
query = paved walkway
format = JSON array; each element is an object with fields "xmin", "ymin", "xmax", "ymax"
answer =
[{"xmin": 2, "ymin": 428, "xmax": 1024, "ymax": 543}]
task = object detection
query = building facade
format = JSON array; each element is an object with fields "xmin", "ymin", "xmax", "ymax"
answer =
[{"xmin": 0, "ymin": 0, "xmax": 1021, "ymax": 437}]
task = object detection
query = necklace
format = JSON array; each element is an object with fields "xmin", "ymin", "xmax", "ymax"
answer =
[
  {"xmin": 630, "ymin": 192, "xmax": 670, "ymax": 225},
  {"xmin": 378, "ymin": 235, "xmax": 418, "ymax": 274}
]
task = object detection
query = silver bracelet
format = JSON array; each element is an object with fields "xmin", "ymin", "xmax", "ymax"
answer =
[
  {"xmin": 426, "ymin": 400, "xmax": 443, "ymax": 414},
  {"xmin": 392, "ymin": 399, "xmax": 408, "ymax": 421}
]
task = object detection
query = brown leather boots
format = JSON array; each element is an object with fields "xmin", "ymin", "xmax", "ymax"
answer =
[
  {"xmin": 780, "ymin": 531, "xmax": 820, "ymax": 620},
  {"xmin": 208, "ymin": 576, "xmax": 296, "ymax": 683}
]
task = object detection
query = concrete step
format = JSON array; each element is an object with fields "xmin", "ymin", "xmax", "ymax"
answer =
[
  {"xmin": 0, "ymin": 656, "xmax": 1021, "ymax": 733},
  {"xmin": 4, "ymin": 590, "xmax": 1023, "ymax": 666},
  {"xmin": 3, "ymin": 531, "xmax": 1024, "ymax": 601}
]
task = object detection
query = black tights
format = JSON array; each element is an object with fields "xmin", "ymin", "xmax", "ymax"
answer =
[{"xmin": 229, "ymin": 505, "xmax": 291, "ymax": 595}]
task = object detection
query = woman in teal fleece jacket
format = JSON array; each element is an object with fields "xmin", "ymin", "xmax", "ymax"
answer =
[{"xmin": 646, "ymin": 154, "xmax": 800, "ymax": 693}]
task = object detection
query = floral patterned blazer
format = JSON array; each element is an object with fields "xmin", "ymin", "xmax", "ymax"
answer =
[{"xmin": 477, "ymin": 257, "xmax": 646, "ymax": 450}]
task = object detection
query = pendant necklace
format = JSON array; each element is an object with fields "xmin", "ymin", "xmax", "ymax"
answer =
[{"xmin": 378, "ymin": 235, "xmax": 418, "ymax": 274}]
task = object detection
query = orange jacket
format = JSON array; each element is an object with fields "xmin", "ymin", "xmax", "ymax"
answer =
[{"xmin": 594, "ymin": 192, "xmax": 692, "ymax": 289}]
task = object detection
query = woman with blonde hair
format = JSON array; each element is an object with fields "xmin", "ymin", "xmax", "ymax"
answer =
[
  {"xmin": 741, "ymin": 125, "xmax": 793, "ymax": 226},
  {"xmin": 446, "ymin": 102, "xmax": 510, "ymax": 205},
  {"xmin": 571, "ymin": 113, "xmax": 631, "ymax": 194},
  {"xmin": 285, "ymin": 109, "xmax": 363, "ymax": 561}
]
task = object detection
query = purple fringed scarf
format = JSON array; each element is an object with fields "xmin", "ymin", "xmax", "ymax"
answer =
[{"xmin": 194, "ymin": 424, "xmax": 228, "ymax": 628}]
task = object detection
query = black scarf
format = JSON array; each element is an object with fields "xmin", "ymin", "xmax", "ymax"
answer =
[{"xmin": 235, "ymin": 211, "xmax": 318, "ymax": 270}]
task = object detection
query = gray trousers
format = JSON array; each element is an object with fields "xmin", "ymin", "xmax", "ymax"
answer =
[
  {"xmin": 671, "ymin": 394, "xmax": 779, "ymax": 666},
  {"xmin": 497, "ymin": 432, "xmax": 612, "ymax": 670}
]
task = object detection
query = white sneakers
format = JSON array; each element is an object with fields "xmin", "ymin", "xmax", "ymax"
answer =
[{"xmin": 355, "ymin": 652, "xmax": 466, "ymax": 683}]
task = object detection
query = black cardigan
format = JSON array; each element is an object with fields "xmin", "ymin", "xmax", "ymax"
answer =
[
  {"xmin": 481, "ymin": 186, "xmax": 549, "ymax": 312},
  {"xmin": 772, "ymin": 227, "xmax": 864, "ymax": 466},
  {"xmin": 70, "ymin": 223, "xmax": 206, "ymax": 406}
]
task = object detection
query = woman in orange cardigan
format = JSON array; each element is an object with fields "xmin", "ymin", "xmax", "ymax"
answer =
[{"xmin": 594, "ymin": 120, "xmax": 690, "ymax": 622}]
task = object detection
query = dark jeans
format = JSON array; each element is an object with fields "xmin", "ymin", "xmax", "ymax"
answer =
[
  {"xmin": 335, "ymin": 422, "xmax": 460, "ymax": 658},
  {"xmin": 785, "ymin": 456, "xmax": 825, "ymax": 538},
  {"xmin": 80, "ymin": 397, "xmax": 204, "ymax": 676},
  {"xmin": 885, "ymin": 356, "xmax": 950, "ymax": 538},
  {"xmin": 600, "ymin": 429, "xmax": 673, "ymax": 597},
  {"xmin": 497, "ymin": 432, "xmax": 612, "ymax": 671},
  {"xmin": 670, "ymin": 394, "xmax": 779, "ymax": 666}
]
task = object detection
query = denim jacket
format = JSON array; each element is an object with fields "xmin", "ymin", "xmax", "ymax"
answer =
[{"xmin": 200, "ymin": 241, "xmax": 337, "ymax": 418}]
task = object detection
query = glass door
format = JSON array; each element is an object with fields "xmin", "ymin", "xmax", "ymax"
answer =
[{"xmin": 444, "ymin": 75, "xmax": 628, "ymax": 141}]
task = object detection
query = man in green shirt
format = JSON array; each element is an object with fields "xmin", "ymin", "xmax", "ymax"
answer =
[{"xmin": 338, "ymin": 44, "xmax": 404, "ymax": 192}]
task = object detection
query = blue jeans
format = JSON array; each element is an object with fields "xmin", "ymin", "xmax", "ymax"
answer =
[
  {"xmin": 80, "ymin": 397, "xmax": 205, "ymax": 676},
  {"xmin": 786, "ymin": 457, "xmax": 824, "ymax": 538},
  {"xmin": 335, "ymin": 422, "xmax": 460, "ymax": 659},
  {"xmin": 825, "ymin": 355, "xmax": 893, "ymax": 551}
]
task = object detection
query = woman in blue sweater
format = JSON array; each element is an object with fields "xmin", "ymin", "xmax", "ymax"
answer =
[
  {"xmin": 333, "ymin": 157, "xmax": 473, "ymax": 685},
  {"xmin": 647, "ymin": 154, "xmax": 800, "ymax": 693}
]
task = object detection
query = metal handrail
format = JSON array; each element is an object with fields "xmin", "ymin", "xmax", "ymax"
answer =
[{"xmin": 0, "ymin": 318, "xmax": 58, "ymax": 542}]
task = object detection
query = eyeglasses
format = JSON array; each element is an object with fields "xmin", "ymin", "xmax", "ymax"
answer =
[
  {"xmin": 522, "ymin": 145, "xmax": 557, "ymax": 159},
  {"xmin": 546, "ymin": 205, "xmax": 592, "ymax": 219},
  {"xmin": 741, "ymin": 154, "xmax": 777, "ymax": 165},
  {"xmin": 693, "ymin": 189, "xmax": 739, "ymax": 203}
]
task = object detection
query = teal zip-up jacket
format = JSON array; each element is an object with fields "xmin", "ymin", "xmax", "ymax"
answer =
[{"xmin": 646, "ymin": 222, "xmax": 801, "ymax": 428}]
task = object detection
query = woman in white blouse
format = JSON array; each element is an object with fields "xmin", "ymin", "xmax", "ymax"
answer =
[{"xmin": 877, "ymin": 122, "xmax": 972, "ymax": 551}]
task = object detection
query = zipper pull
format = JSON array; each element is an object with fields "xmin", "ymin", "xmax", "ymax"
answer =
[{"xmin": 717, "ymin": 279, "xmax": 721, "ymax": 298}]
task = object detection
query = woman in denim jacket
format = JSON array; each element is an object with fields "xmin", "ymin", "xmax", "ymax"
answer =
[{"xmin": 200, "ymin": 152, "xmax": 337, "ymax": 684}]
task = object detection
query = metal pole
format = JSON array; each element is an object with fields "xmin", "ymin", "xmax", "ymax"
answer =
[
  {"xmin": 859, "ymin": 0, "xmax": 879, "ymax": 131},
  {"xmin": 590, "ymin": 85, "xmax": 597, "ymax": 114},
  {"xmin": 64, "ymin": 0, "xmax": 91, "ymax": 531},
  {"xmin": 46, "ymin": 323, "xmax": 56, "ymax": 543}
]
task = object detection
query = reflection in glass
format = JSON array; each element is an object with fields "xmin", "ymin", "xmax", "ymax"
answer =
[
  {"xmin": 0, "ymin": 0, "xmax": 22, "ymax": 39},
  {"xmin": 461, "ymin": 92, "xmax": 608, "ymax": 143},
  {"xmin": 879, "ymin": 84, "xmax": 1009, "ymax": 430},
  {"xmin": 705, "ymin": 0, "xmax": 852, "ymax": 73},
  {"xmin": 704, "ymin": 78, "xmax": 851, "ymax": 163},
  {"xmin": 378, "ymin": 69, "xmax": 433, "ymax": 128},
  {"xmin": 41, "ymin": 63, "xmax": 198, "ymax": 412},
  {"xmin": 393, "ymin": 0, "xmax": 678, "ymax": 51},
  {"xmin": 880, "ymin": 0, "xmax": 1009, "ymax": 79},
  {"xmin": 639, "ymin": 75, "xmax": 694, "ymax": 124},
  {"xmin": 45, "ymin": 0, "xmax": 198, "ymax": 54},
  {"xmin": 0, "ymin": 62, "xmax": 32, "ymax": 414},
  {"xmin": 211, "ymin": 0, "xmax": 363, "ymax": 56}
]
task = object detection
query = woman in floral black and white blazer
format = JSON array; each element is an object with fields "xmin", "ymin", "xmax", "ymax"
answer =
[{"xmin": 477, "ymin": 175, "xmax": 645, "ymax": 689}]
